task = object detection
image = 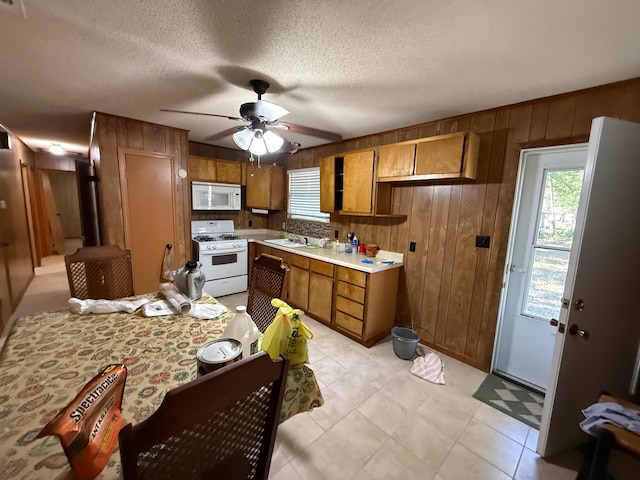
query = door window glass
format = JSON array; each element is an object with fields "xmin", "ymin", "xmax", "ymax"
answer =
[{"xmin": 523, "ymin": 168, "xmax": 584, "ymax": 319}]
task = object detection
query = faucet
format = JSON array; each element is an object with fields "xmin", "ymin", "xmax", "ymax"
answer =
[{"xmin": 288, "ymin": 234, "xmax": 302, "ymax": 244}]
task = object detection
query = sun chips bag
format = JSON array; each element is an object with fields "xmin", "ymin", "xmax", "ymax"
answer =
[
  {"xmin": 37, "ymin": 364, "xmax": 128, "ymax": 480},
  {"xmin": 261, "ymin": 299, "xmax": 313, "ymax": 365}
]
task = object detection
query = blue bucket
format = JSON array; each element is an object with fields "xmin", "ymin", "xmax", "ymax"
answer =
[{"xmin": 391, "ymin": 326, "xmax": 419, "ymax": 360}]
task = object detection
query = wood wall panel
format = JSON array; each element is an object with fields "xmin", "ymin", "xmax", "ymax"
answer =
[
  {"xmin": 92, "ymin": 113, "xmax": 189, "ymax": 267},
  {"xmin": 0, "ymin": 136, "xmax": 35, "ymax": 325},
  {"xmin": 268, "ymin": 77, "xmax": 640, "ymax": 371},
  {"xmin": 571, "ymin": 88, "xmax": 623, "ymax": 137}
]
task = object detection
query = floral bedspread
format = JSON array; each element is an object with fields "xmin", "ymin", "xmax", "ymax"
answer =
[{"xmin": 0, "ymin": 293, "xmax": 323, "ymax": 480}]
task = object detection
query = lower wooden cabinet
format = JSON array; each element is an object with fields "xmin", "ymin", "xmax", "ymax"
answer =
[
  {"xmin": 260, "ymin": 244, "xmax": 399, "ymax": 347},
  {"xmin": 334, "ymin": 265, "xmax": 399, "ymax": 346},
  {"xmin": 288, "ymin": 254, "xmax": 310, "ymax": 311},
  {"xmin": 307, "ymin": 260, "xmax": 334, "ymax": 325}
]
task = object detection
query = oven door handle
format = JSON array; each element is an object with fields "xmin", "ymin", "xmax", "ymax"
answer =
[{"xmin": 201, "ymin": 247, "xmax": 248, "ymax": 255}]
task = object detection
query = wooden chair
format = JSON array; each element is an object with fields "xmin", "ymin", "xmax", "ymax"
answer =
[
  {"xmin": 578, "ymin": 393, "xmax": 640, "ymax": 479},
  {"xmin": 64, "ymin": 245, "xmax": 134, "ymax": 299},
  {"xmin": 118, "ymin": 352, "xmax": 290, "ymax": 480},
  {"xmin": 247, "ymin": 253, "xmax": 289, "ymax": 332}
]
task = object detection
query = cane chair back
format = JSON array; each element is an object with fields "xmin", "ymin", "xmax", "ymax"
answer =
[
  {"xmin": 65, "ymin": 245, "xmax": 134, "ymax": 300},
  {"xmin": 118, "ymin": 352, "xmax": 290, "ymax": 480},
  {"xmin": 247, "ymin": 254, "xmax": 289, "ymax": 333}
]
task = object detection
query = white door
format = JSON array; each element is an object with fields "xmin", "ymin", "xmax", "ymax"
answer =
[
  {"xmin": 538, "ymin": 117, "xmax": 640, "ymax": 456},
  {"xmin": 495, "ymin": 145, "xmax": 586, "ymax": 391}
]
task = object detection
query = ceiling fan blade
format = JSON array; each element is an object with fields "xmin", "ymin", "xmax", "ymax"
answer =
[
  {"xmin": 204, "ymin": 125, "xmax": 247, "ymax": 142},
  {"xmin": 278, "ymin": 122, "xmax": 342, "ymax": 142},
  {"xmin": 160, "ymin": 108, "xmax": 245, "ymax": 122},
  {"xmin": 253, "ymin": 100, "xmax": 289, "ymax": 122}
]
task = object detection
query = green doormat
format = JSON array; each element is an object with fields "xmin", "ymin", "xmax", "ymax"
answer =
[{"xmin": 472, "ymin": 373, "xmax": 545, "ymax": 430}]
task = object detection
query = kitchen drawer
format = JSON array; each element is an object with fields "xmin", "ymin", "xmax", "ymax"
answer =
[
  {"xmin": 336, "ymin": 281, "xmax": 365, "ymax": 304},
  {"xmin": 290, "ymin": 253, "xmax": 310, "ymax": 269},
  {"xmin": 310, "ymin": 259, "xmax": 334, "ymax": 277},
  {"xmin": 335, "ymin": 311, "xmax": 363, "ymax": 336},
  {"xmin": 335, "ymin": 295, "xmax": 364, "ymax": 319},
  {"xmin": 336, "ymin": 266, "xmax": 367, "ymax": 288},
  {"xmin": 268, "ymin": 249, "xmax": 290, "ymax": 266}
]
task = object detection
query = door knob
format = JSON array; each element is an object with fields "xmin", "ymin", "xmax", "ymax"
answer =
[
  {"xmin": 573, "ymin": 299, "xmax": 585, "ymax": 311},
  {"xmin": 569, "ymin": 323, "xmax": 589, "ymax": 339}
]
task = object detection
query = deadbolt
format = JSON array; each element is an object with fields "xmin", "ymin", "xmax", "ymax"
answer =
[
  {"xmin": 550, "ymin": 318, "xmax": 559, "ymax": 327},
  {"xmin": 574, "ymin": 299, "xmax": 585, "ymax": 311},
  {"xmin": 562, "ymin": 298, "xmax": 570, "ymax": 309},
  {"xmin": 569, "ymin": 323, "xmax": 589, "ymax": 339}
]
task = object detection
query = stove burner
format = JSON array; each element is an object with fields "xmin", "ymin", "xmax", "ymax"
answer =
[
  {"xmin": 193, "ymin": 234, "xmax": 240, "ymax": 242},
  {"xmin": 193, "ymin": 235, "xmax": 216, "ymax": 242}
]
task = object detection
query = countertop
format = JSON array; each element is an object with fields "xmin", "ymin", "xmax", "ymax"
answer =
[{"xmin": 235, "ymin": 229, "xmax": 404, "ymax": 274}]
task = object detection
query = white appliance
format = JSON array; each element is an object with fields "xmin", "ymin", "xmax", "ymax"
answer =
[
  {"xmin": 191, "ymin": 182, "xmax": 241, "ymax": 211},
  {"xmin": 191, "ymin": 220, "xmax": 248, "ymax": 297}
]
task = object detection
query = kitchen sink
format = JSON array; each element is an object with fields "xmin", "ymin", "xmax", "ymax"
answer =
[{"xmin": 264, "ymin": 238, "xmax": 307, "ymax": 248}]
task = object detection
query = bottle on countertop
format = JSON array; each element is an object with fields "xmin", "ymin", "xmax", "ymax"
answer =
[
  {"xmin": 345, "ymin": 233, "xmax": 353, "ymax": 253},
  {"xmin": 352, "ymin": 235, "xmax": 359, "ymax": 254},
  {"xmin": 223, "ymin": 306, "xmax": 260, "ymax": 359}
]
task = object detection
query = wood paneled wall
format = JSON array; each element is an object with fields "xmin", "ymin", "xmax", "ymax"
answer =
[
  {"xmin": 277, "ymin": 77, "xmax": 640, "ymax": 370},
  {"xmin": 0, "ymin": 135, "xmax": 35, "ymax": 329},
  {"xmin": 91, "ymin": 112, "xmax": 190, "ymax": 265}
]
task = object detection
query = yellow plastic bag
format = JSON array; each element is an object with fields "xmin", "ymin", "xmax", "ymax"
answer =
[{"xmin": 261, "ymin": 299, "xmax": 313, "ymax": 365}]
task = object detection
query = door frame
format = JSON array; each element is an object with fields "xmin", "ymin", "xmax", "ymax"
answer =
[{"xmin": 491, "ymin": 143, "xmax": 588, "ymax": 378}]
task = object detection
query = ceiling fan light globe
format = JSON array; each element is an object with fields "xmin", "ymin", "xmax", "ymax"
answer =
[
  {"xmin": 232, "ymin": 128, "xmax": 254, "ymax": 150},
  {"xmin": 263, "ymin": 130, "xmax": 284, "ymax": 152},
  {"xmin": 249, "ymin": 137, "xmax": 268, "ymax": 156}
]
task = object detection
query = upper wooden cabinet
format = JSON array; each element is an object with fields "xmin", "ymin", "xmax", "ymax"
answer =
[
  {"xmin": 377, "ymin": 131, "xmax": 480, "ymax": 182},
  {"xmin": 321, "ymin": 150, "xmax": 394, "ymax": 217},
  {"xmin": 377, "ymin": 143, "xmax": 416, "ymax": 178},
  {"xmin": 188, "ymin": 155, "xmax": 242, "ymax": 184},
  {"xmin": 342, "ymin": 150, "xmax": 375, "ymax": 214},
  {"xmin": 321, "ymin": 149, "xmax": 389, "ymax": 216},
  {"xmin": 246, "ymin": 164, "xmax": 285, "ymax": 210}
]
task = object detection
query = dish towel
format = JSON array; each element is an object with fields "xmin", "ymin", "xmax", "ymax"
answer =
[
  {"xmin": 580, "ymin": 401, "xmax": 640, "ymax": 436},
  {"xmin": 410, "ymin": 350, "xmax": 445, "ymax": 384}
]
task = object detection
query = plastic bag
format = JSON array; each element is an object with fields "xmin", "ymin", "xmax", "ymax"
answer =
[
  {"xmin": 162, "ymin": 244, "xmax": 174, "ymax": 281},
  {"xmin": 37, "ymin": 364, "xmax": 128, "ymax": 480},
  {"xmin": 260, "ymin": 299, "xmax": 313, "ymax": 365}
]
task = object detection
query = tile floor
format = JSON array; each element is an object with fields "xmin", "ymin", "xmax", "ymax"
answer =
[{"xmin": 5, "ymin": 255, "xmax": 633, "ymax": 479}]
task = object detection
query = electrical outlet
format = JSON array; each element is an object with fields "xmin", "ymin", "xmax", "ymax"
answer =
[
  {"xmin": 334, "ymin": 230, "xmax": 339, "ymax": 239},
  {"xmin": 248, "ymin": 220, "xmax": 252, "ymax": 227},
  {"xmin": 409, "ymin": 241, "xmax": 416, "ymax": 252},
  {"xmin": 475, "ymin": 235, "xmax": 490, "ymax": 248}
]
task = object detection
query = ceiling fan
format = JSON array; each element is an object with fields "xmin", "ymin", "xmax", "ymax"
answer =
[{"xmin": 162, "ymin": 79, "xmax": 342, "ymax": 155}]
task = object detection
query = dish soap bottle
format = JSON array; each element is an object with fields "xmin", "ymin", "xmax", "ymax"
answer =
[
  {"xmin": 223, "ymin": 306, "xmax": 260, "ymax": 359},
  {"xmin": 352, "ymin": 235, "xmax": 359, "ymax": 254}
]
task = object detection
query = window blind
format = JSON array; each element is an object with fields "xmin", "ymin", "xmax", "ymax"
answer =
[{"xmin": 288, "ymin": 167, "xmax": 330, "ymax": 222}]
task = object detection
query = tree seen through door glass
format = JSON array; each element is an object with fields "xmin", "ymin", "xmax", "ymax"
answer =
[{"xmin": 524, "ymin": 169, "xmax": 584, "ymax": 319}]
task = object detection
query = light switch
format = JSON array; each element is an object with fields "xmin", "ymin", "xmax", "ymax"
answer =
[{"xmin": 0, "ymin": 200, "xmax": 6, "ymax": 209}]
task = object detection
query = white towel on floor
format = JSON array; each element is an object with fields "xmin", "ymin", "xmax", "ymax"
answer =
[{"xmin": 410, "ymin": 350, "xmax": 445, "ymax": 384}]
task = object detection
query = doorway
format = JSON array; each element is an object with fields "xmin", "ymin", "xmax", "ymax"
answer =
[{"xmin": 494, "ymin": 144, "xmax": 587, "ymax": 392}]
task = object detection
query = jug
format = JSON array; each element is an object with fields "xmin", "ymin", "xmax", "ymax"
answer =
[
  {"xmin": 174, "ymin": 261, "xmax": 205, "ymax": 300},
  {"xmin": 184, "ymin": 261, "xmax": 203, "ymax": 300}
]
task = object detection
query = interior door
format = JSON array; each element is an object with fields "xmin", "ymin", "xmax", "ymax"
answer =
[
  {"xmin": 495, "ymin": 145, "xmax": 586, "ymax": 391},
  {"xmin": 538, "ymin": 117, "xmax": 640, "ymax": 456},
  {"xmin": 119, "ymin": 150, "xmax": 176, "ymax": 294}
]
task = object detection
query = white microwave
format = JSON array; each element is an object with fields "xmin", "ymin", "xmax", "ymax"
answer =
[{"xmin": 191, "ymin": 182, "xmax": 241, "ymax": 211}]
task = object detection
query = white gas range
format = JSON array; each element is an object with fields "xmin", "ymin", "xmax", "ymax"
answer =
[{"xmin": 191, "ymin": 220, "xmax": 248, "ymax": 297}]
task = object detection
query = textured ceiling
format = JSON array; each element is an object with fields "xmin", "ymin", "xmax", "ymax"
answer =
[{"xmin": 1, "ymin": 0, "xmax": 640, "ymax": 156}]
